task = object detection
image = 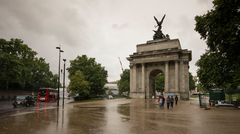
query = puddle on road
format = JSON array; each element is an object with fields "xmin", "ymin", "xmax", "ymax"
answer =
[{"xmin": 0, "ymin": 99, "xmax": 240, "ymax": 134}]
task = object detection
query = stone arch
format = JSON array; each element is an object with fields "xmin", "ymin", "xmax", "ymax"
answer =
[
  {"xmin": 148, "ymin": 69, "xmax": 164, "ymax": 98},
  {"xmin": 128, "ymin": 39, "xmax": 192, "ymax": 100}
]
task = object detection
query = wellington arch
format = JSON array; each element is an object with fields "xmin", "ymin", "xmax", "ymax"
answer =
[{"xmin": 127, "ymin": 38, "xmax": 192, "ymax": 100}]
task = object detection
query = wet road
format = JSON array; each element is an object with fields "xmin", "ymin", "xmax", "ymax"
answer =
[{"xmin": 0, "ymin": 98, "xmax": 240, "ymax": 134}]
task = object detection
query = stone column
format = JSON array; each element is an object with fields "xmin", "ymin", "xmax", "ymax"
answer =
[
  {"xmin": 175, "ymin": 61, "xmax": 179, "ymax": 92},
  {"xmin": 132, "ymin": 64, "xmax": 137, "ymax": 92},
  {"xmin": 164, "ymin": 61, "xmax": 169, "ymax": 92},
  {"xmin": 130, "ymin": 64, "xmax": 133, "ymax": 93},
  {"xmin": 184, "ymin": 62, "xmax": 190, "ymax": 92},
  {"xmin": 180, "ymin": 61, "xmax": 185, "ymax": 92},
  {"xmin": 141, "ymin": 63, "xmax": 145, "ymax": 94}
]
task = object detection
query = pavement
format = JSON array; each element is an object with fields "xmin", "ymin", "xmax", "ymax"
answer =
[{"xmin": 0, "ymin": 98, "xmax": 239, "ymax": 134}]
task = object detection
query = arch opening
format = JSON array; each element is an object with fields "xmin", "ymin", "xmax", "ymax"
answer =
[{"xmin": 149, "ymin": 69, "xmax": 165, "ymax": 98}]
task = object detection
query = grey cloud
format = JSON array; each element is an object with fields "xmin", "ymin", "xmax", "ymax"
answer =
[
  {"xmin": 112, "ymin": 23, "xmax": 128, "ymax": 30},
  {"xmin": 0, "ymin": 0, "xmax": 90, "ymax": 47},
  {"xmin": 0, "ymin": 0, "xmax": 213, "ymax": 81},
  {"xmin": 197, "ymin": 0, "xmax": 211, "ymax": 4}
]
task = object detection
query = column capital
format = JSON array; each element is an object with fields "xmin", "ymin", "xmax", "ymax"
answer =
[
  {"xmin": 180, "ymin": 59, "xmax": 188, "ymax": 64},
  {"xmin": 129, "ymin": 63, "xmax": 134, "ymax": 68}
]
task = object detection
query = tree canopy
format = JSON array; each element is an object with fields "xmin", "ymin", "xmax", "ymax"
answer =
[
  {"xmin": 195, "ymin": 0, "xmax": 240, "ymax": 90},
  {"xmin": 117, "ymin": 69, "xmax": 130, "ymax": 96},
  {"xmin": 68, "ymin": 55, "xmax": 108, "ymax": 97},
  {"xmin": 68, "ymin": 71, "xmax": 90, "ymax": 98},
  {"xmin": 189, "ymin": 72, "xmax": 196, "ymax": 91},
  {"xmin": 0, "ymin": 38, "xmax": 57, "ymax": 90}
]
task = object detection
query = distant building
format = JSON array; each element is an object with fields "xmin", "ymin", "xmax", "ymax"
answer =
[{"xmin": 104, "ymin": 82, "xmax": 119, "ymax": 96}]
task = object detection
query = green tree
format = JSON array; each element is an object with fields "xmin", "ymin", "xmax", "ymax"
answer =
[
  {"xmin": 68, "ymin": 71, "xmax": 90, "ymax": 98},
  {"xmin": 196, "ymin": 82, "xmax": 205, "ymax": 93},
  {"xmin": 195, "ymin": 0, "xmax": 240, "ymax": 90},
  {"xmin": 0, "ymin": 38, "xmax": 57, "ymax": 90},
  {"xmin": 68, "ymin": 55, "xmax": 108, "ymax": 96},
  {"xmin": 196, "ymin": 52, "xmax": 227, "ymax": 90},
  {"xmin": 49, "ymin": 74, "xmax": 58, "ymax": 89},
  {"xmin": 117, "ymin": 69, "xmax": 130, "ymax": 96},
  {"xmin": 30, "ymin": 57, "xmax": 55, "ymax": 89},
  {"xmin": 0, "ymin": 39, "xmax": 23, "ymax": 90},
  {"xmin": 154, "ymin": 73, "xmax": 164, "ymax": 92},
  {"xmin": 189, "ymin": 72, "xmax": 196, "ymax": 91}
]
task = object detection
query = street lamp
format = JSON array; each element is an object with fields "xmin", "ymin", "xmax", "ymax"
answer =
[
  {"xmin": 56, "ymin": 46, "xmax": 64, "ymax": 107},
  {"xmin": 62, "ymin": 59, "xmax": 66, "ymax": 108}
]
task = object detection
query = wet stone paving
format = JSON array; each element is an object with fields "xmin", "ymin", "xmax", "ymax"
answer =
[{"xmin": 0, "ymin": 98, "xmax": 240, "ymax": 134}]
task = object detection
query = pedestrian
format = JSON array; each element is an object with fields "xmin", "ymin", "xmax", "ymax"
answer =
[
  {"xmin": 170, "ymin": 96, "xmax": 174, "ymax": 108},
  {"xmin": 157, "ymin": 95, "xmax": 160, "ymax": 103},
  {"xmin": 162, "ymin": 96, "xmax": 165, "ymax": 108},
  {"xmin": 166, "ymin": 96, "xmax": 170, "ymax": 109},
  {"xmin": 175, "ymin": 95, "xmax": 178, "ymax": 105},
  {"xmin": 159, "ymin": 96, "xmax": 162, "ymax": 108}
]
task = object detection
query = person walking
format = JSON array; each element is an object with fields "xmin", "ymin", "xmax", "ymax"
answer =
[
  {"xmin": 166, "ymin": 96, "xmax": 170, "ymax": 109},
  {"xmin": 162, "ymin": 96, "xmax": 165, "ymax": 108},
  {"xmin": 159, "ymin": 96, "xmax": 162, "ymax": 108},
  {"xmin": 170, "ymin": 96, "xmax": 174, "ymax": 109},
  {"xmin": 175, "ymin": 95, "xmax": 179, "ymax": 105}
]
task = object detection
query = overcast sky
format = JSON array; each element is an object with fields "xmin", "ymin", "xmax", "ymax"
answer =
[{"xmin": 0, "ymin": 0, "xmax": 213, "ymax": 83}]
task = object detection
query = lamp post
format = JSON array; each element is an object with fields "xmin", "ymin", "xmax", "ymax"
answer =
[
  {"xmin": 56, "ymin": 46, "xmax": 64, "ymax": 107},
  {"xmin": 62, "ymin": 59, "xmax": 66, "ymax": 108}
]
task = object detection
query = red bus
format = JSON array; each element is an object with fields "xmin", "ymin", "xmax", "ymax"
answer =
[{"xmin": 37, "ymin": 88, "xmax": 57, "ymax": 102}]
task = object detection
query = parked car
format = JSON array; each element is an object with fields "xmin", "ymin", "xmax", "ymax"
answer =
[{"xmin": 12, "ymin": 95, "xmax": 35, "ymax": 108}]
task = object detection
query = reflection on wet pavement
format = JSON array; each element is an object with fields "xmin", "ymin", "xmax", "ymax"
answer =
[{"xmin": 0, "ymin": 99, "xmax": 240, "ymax": 134}]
